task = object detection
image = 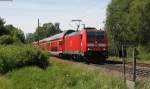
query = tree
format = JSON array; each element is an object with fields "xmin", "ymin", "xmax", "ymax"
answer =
[
  {"xmin": 106, "ymin": 0, "xmax": 132, "ymax": 51},
  {"xmin": 26, "ymin": 33, "xmax": 35, "ymax": 43},
  {"xmin": 34, "ymin": 22, "xmax": 62, "ymax": 41},
  {"xmin": 0, "ymin": 17, "xmax": 25, "ymax": 44},
  {"xmin": 0, "ymin": 17, "xmax": 10, "ymax": 36},
  {"xmin": 128, "ymin": 0, "xmax": 150, "ymax": 46},
  {"xmin": 5, "ymin": 25, "xmax": 25, "ymax": 43},
  {"xmin": 106, "ymin": 0, "xmax": 150, "ymax": 49},
  {"xmin": 0, "ymin": 35, "xmax": 20, "ymax": 45}
]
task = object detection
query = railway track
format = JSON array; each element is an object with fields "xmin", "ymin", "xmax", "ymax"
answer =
[
  {"xmin": 91, "ymin": 60, "xmax": 150, "ymax": 80},
  {"xmin": 53, "ymin": 56, "xmax": 150, "ymax": 80}
]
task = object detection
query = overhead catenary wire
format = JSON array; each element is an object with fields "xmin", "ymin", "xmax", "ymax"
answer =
[{"xmin": 68, "ymin": 1, "xmax": 104, "ymax": 30}]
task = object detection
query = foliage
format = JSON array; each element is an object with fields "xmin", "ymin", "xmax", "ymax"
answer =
[
  {"xmin": 108, "ymin": 46, "xmax": 150, "ymax": 63},
  {"xmin": 5, "ymin": 25, "xmax": 25, "ymax": 43},
  {"xmin": 0, "ymin": 62, "xmax": 127, "ymax": 89},
  {"xmin": 0, "ymin": 18, "xmax": 10, "ymax": 36},
  {"xmin": 136, "ymin": 46, "xmax": 150, "ymax": 60},
  {"xmin": 128, "ymin": 0, "xmax": 150, "ymax": 46},
  {"xmin": 26, "ymin": 23, "xmax": 62, "ymax": 42},
  {"xmin": 106, "ymin": 0, "xmax": 150, "ymax": 53},
  {"xmin": 0, "ymin": 57, "xmax": 149, "ymax": 89},
  {"xmin": 0, "ymin": 17, "xmax": 62, "ymax": 44},
  {"xmin": 0, "ymin": 35, "xmax": 20, "ymax": 45},
  {"xmin": 0, "ymin": 45, "xmax": 49, "ymax": 73},
  {"xmin": 26, "ymin": 33, "xmax": 34, "ymax": 43},
  {"xmin": 0, "ymin": 18, "xmax": 25, "ymax": 44}
]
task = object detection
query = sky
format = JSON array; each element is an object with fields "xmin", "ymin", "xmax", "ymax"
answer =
[{"xmin": 0, "ymin": 0, "xmax": 111, "ymax": 34}]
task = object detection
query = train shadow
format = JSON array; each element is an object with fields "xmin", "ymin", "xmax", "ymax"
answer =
[
  {"xmin": 87, "ymin": 58, "xmax": 123, "ymax": 65},
  {"xmin": 53, "ymin": 55, "xmax": 123, "ymax": 65},
  {"xmin": 87, "ymin": 60, "xmax": 123, "ymax": 66},
  {"xmin": 105, "ymin": 60, "xmax": 123, "ymax": 65}
]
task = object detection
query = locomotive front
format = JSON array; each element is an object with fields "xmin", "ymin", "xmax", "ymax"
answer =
[{"xmin": 81, "ymin": 28, "xmax": 108, "ymax": 58}]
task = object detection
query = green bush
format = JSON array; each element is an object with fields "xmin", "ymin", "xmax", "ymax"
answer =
[
  {"xmin": 0, "ymin": 35, "xmax": 20, "ymax": 45},
  {"xmin": 126, "ymin": 46, "xmax": 150, "ymax": 62},
  {"xmin": 138, "ymin": 46, "xmax": 150, "ymax": 60},
  {"xmin": 0, "ymin": 45, "xmax": 49, "ymax": 73}
]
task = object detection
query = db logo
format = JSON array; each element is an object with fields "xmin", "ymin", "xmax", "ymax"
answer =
[{"xmin": 95, "ymin": 41, "xmax": 98, "ymax": 44}]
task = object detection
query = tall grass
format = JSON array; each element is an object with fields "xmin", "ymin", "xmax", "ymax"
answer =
[
  {"xmin": 108, "ymin": 46, "xmax": 150, "ymax": 63},
  {"xmin": 0, "ymin": 76, "xmax": 12, "ymax": 89},
  {"xmin": 138, "ymin": 46, "xmax": 150, "ymax": 60},
  {"xmin": 0, "ymin": 62, "xmax": 127, "ymax": 89},
  {"xmin": 126, "ymin": 46, "xmax": 150, "ymax": 63},
  {"xmin": 0, "ymin": 58, "xmax": 149, "ymax": 89}
]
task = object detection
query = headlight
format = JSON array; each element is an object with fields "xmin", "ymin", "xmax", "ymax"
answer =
[
  {"xmin": 88, "ymin": 48, "xmax": 92, "ymax": 51},
  {"xmin": 103, "ymin": 48, "xmax": 106, "ymax": 51}
]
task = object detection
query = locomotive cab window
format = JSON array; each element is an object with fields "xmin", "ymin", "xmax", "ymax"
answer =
[
  {"xmin": 87, "ymin": 35, "xmax": 95, "ymax": 40},
  {"xmin": 87, "ymin": 31, "xmax": 105, "ymax": 41},
  {"xmin": 96, "ymin": 35, "xmax": 104, "ymax": 40}
]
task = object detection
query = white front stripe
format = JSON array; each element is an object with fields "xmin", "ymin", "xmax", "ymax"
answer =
[
  {"xmin": 98, "ymin": 44, "xmax": 106, "ymax": 47},
  {"xmin": 87, "ymin": 44, "xmax": 94, "ymax": 47},
  {"xmin": 87, "ymin": 43, "xmax": 106, "ymax": 47}
]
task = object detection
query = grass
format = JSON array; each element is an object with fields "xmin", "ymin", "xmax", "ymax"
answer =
[
  {"xmin": 108, "ymin": 56, "xmax": 150, "ymax": 64},
  {"xmin": 0, "ymin": 76, "xmax": 12, "ymax": 89},
  {"xmin": 126, "ymin": 46, "xmax": 150, "ymax": 63},
  {"xmin": 0, "ymin": 57, "xmax": 149, "ymax": 89},
  {"xmin": 108, "ymin": 46, "xmax": 150, "ymax": 64},
  {"xmin": 0, "ymin": 58, "xmax": 127, "ymax": 89},
  {"xmin": 136, "ymin": 80, "xmax": 150, "ymax": 89}
]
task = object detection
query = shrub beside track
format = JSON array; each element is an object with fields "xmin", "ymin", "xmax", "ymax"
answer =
[{"xmin": 0, "ymin": 45, "xmax": 49, "ymax": 73}]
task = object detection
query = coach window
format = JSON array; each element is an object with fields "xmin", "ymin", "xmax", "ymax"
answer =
[
  {"xmin": 59, "ymin": 41, "xmax": 63, "ymax": 45},
  {"xmin": 80, "ymin": 35, "xmax": 82, "ymax": 39}
]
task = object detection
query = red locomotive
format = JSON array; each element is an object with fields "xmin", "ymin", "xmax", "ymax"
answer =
[{"xmin": 34, "ymin": 27, "xmax": 108, "ymax": 62}]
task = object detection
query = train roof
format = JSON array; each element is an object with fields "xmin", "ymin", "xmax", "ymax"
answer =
[
  {"xmin": 33, "ymin": 37, "xmax": 51, "ymax": 44},
  {"xmin": 33, "ymin": 30, "xmax": 75, "ymax": 44},
  {"xmin": 83, "ymin": 27, "xmax": 97, "ymax": 30},
  {"xmin": 66, "ymin": 31, "xmax": 81, "ymax": 37},
  {"xmin": 50, "ymin": 30, "xmax": 75, "ymax": 41},
  {"xmin": 36, "ymin": 37, "xmax": 51, "ymax": 43}
]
